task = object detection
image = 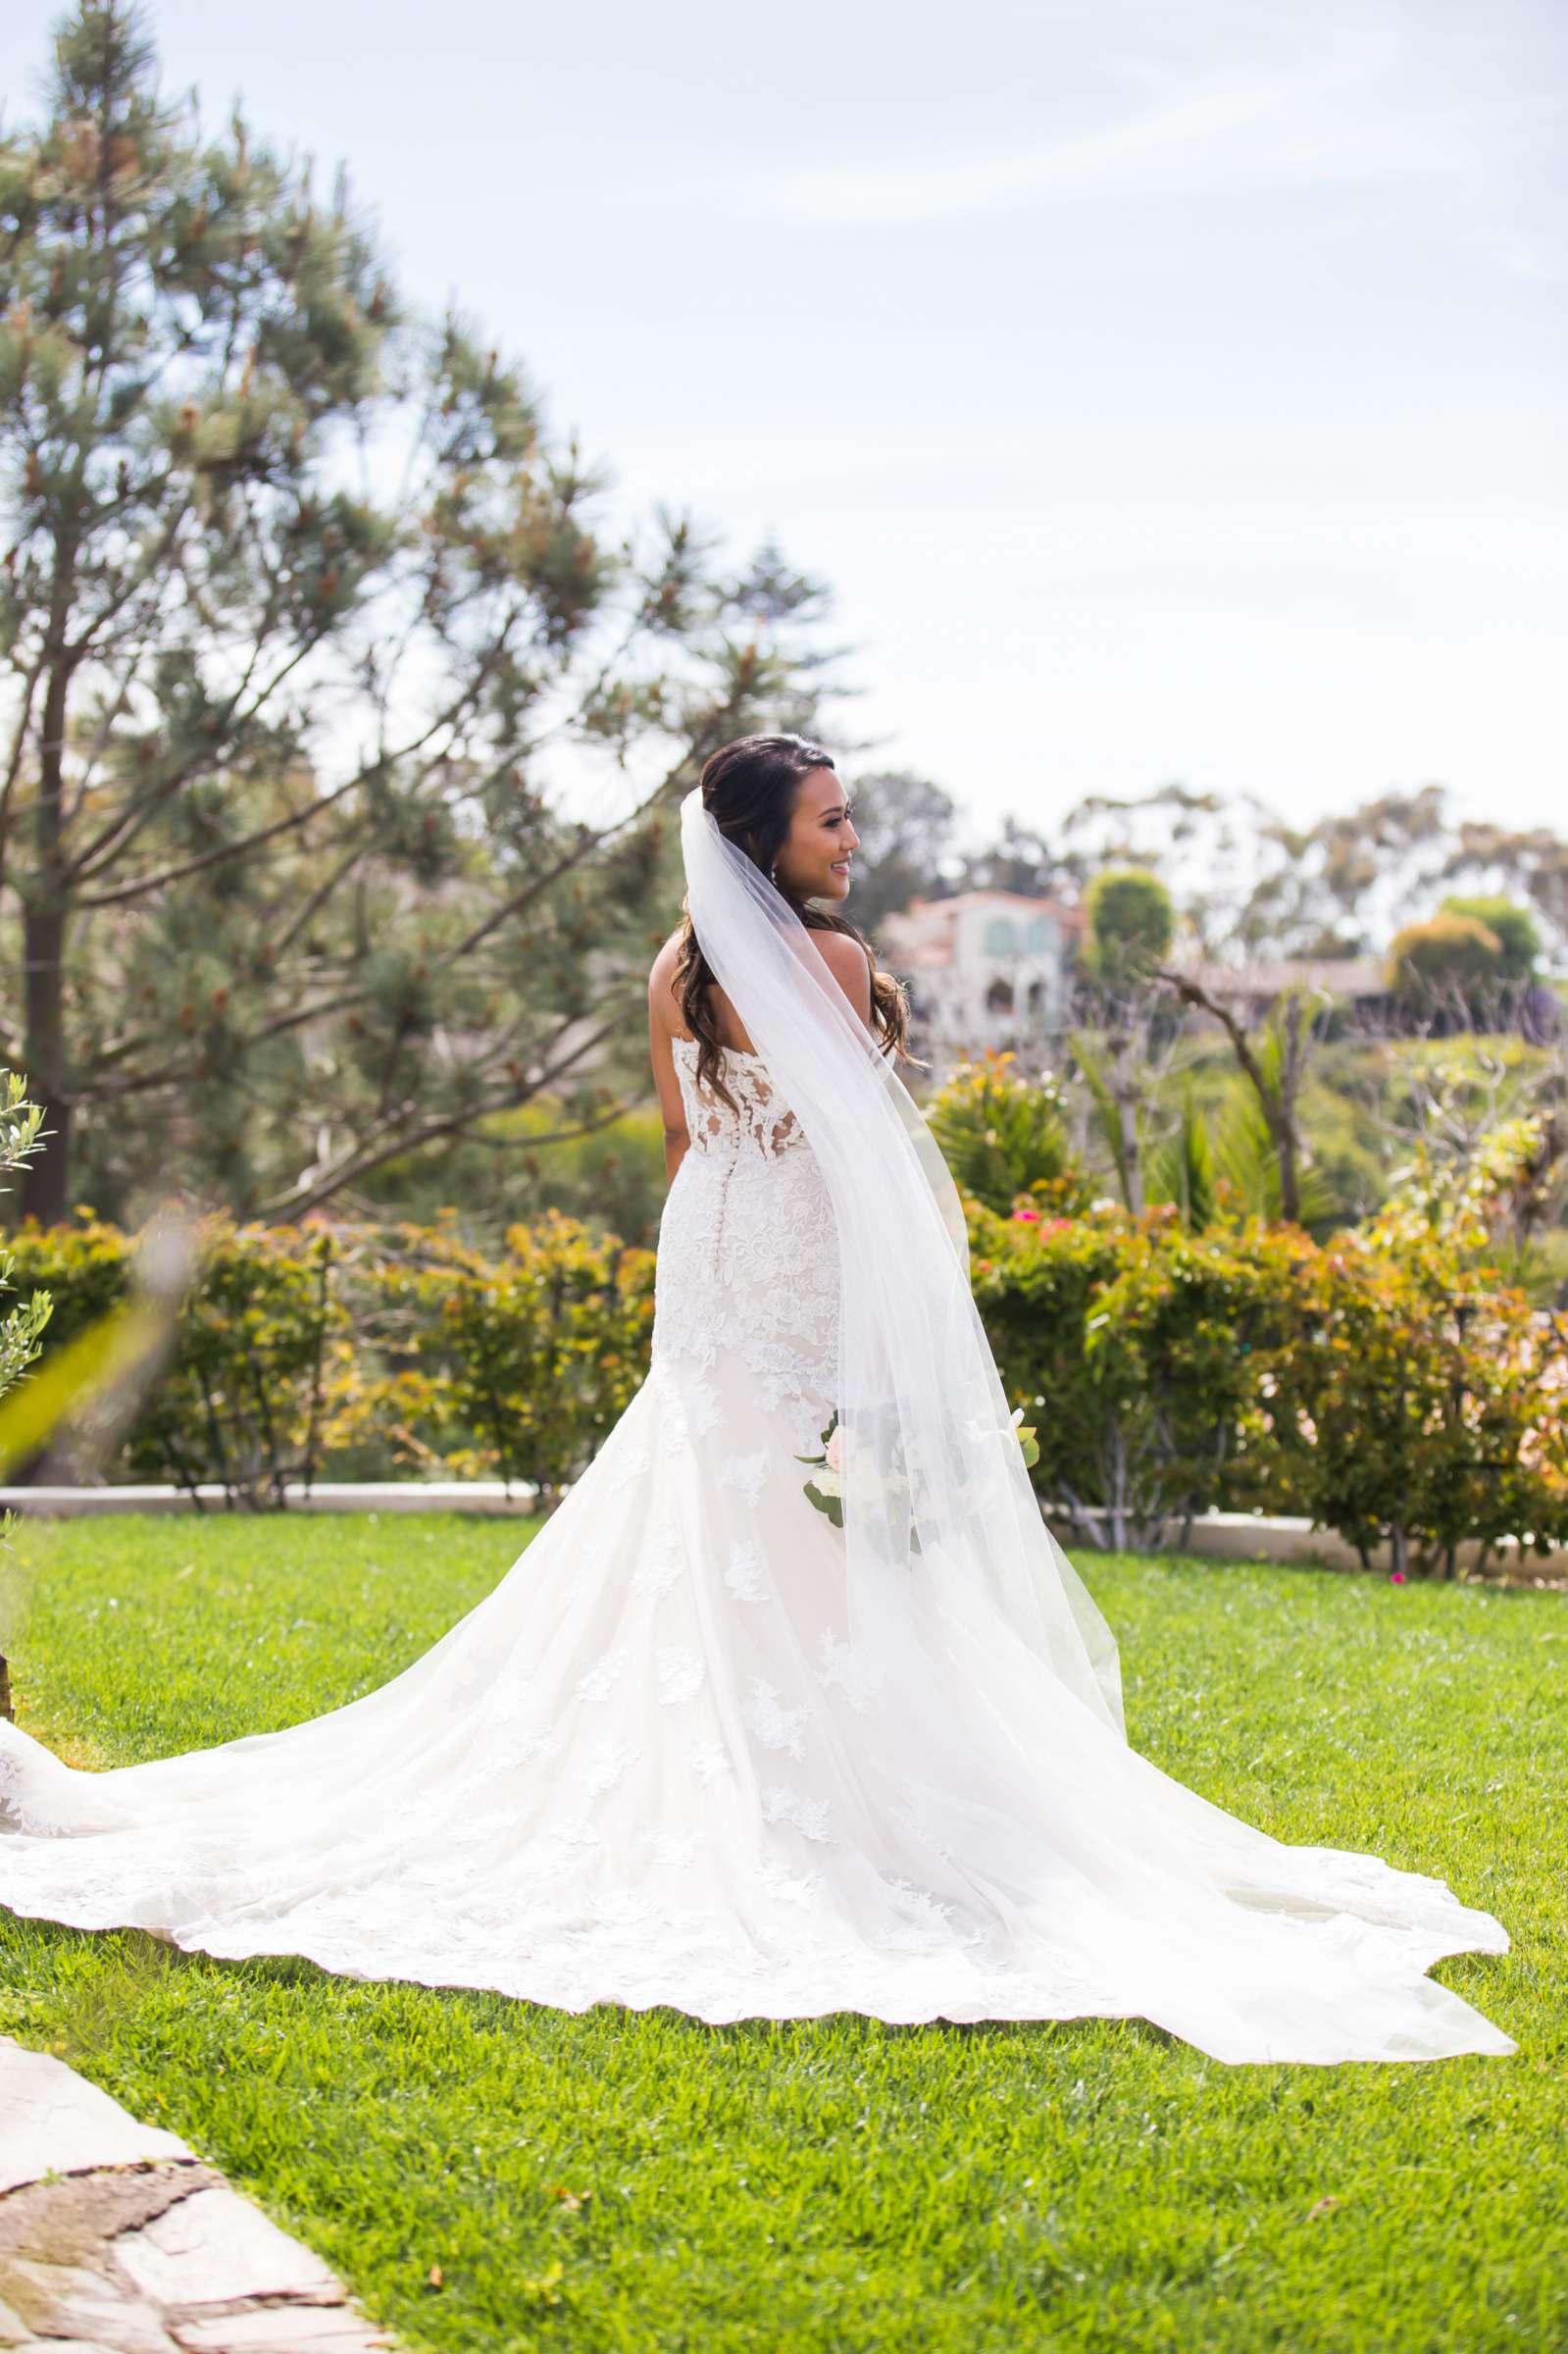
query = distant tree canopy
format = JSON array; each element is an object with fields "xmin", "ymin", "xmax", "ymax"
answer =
[
  {"xmin": 0, "ymin": 1, "xmax": 839, "ymax": 1227},
  {"xmin": 1389, "ymin": 913, "xmax": 1508, "ymax": 1006},
  {"xmin": 838, "ymin": 769, "xmax": 958, "ymax": 934},
  {"xmin": 955, "ymin": 816, "xmax": 1067, "ymax": 901},
  {"xmin": 1049, "ymin": 783, "xmax": 1568, "ymax": 973},
  {"xmin": 1081, "ymin": 866, "xmax": 1174, "ymax": 990},
  {"xmin": 1440, "ymin": 895, "xmax": 1541, "ymax": 982},
  {"xmin": 860, "ymin": 771, "xmax": 1564, "ymax": 1005}
]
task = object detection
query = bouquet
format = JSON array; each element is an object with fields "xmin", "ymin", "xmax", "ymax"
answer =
[{"xmin": 796, "ymin": 1406, "xmax": 1038, "ymax": 1537}]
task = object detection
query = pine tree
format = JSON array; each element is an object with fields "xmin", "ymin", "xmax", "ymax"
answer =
[{"xmin": 0, "ymin": 5, "xmax": 837, "ymax": 1225}]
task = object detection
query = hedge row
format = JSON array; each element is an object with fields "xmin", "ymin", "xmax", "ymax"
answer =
[
  {"xmin": 3, "ymin": 1210, "xmax": 653, "ymax": 1512},
  {"xmin": 970, "ymin": 1199, "xmax": 1568, "ymax": 1573},
  {"xmin": 6, "ymin": 1199, "xmax": 1566, "ymax": 1573}
]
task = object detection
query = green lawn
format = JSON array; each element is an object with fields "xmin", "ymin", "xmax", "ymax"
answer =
[{"xmin": 1, "ymin": 1514, "xmax": 1563, "ymax": 2354}]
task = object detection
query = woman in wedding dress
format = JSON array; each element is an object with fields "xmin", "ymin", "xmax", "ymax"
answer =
[{"xmin": 0, "ymin": 735, "xmax": 1516, "ymax": 2066}]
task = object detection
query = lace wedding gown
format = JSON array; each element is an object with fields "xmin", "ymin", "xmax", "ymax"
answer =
[{"xmin": 0, "ymin": 1038, "xmax": 1515, "ymax": 2065}]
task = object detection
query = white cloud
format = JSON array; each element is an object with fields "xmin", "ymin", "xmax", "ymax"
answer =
[{"xmin": 730, "ymin": 21, "xmax": 1563, "ymax": 228}]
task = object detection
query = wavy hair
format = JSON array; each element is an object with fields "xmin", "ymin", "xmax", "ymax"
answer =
[{"xmin": 674, "ymin": 734, "xmax": 912, "ymax": 1109}]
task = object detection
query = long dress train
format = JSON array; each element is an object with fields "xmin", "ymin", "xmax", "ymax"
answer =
[{"xmin": 0, "ymin": 1038, "xmax": 1515, "ymax": 2064}]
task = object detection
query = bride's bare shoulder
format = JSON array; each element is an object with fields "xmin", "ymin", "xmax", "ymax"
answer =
[
  {"xmin": 647, "ymin": 929, "xmax": 687, "ymax": 1034},
  {"xmin": 810, "ymin": 928, "xmax": 875, "ymax": 1024},
  {"xmin": 648, "ymin": 930, "xmax": 685, "ymax": 987}
]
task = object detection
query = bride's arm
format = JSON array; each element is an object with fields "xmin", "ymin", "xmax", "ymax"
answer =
[{"xmin": 647, "ymin": 968, "xmax": 690, "ymax": 1188}]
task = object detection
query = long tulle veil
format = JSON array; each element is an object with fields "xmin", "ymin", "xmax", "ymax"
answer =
[
  {"xmin": 680, "ymin": 787, "xmax": 1126, "ymax": 1789},
  {"xmin": 0, "ymin": 786, "xmax": 1517, "ymax": 2068}
]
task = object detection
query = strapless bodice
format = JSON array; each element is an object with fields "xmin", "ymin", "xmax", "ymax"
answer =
[
  {"xmin": 651, "ymin": 1039, "xmax": 838, "ymax": 1449},
  {"xmin": 667, "ymin": 1038, "xmax": 808, "ymax": 1160}
]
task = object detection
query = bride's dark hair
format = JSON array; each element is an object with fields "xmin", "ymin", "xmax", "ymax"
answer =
[{"xmin": 675, "ymin": 733, "xmax": 912, "ymax": 1107}]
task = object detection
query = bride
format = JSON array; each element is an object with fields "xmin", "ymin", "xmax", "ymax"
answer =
[{"xmin": 0, "ymin": 734, "xmax": 1516, "ymax": 2066}]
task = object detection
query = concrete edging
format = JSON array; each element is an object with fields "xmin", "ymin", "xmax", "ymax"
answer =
[{"xmin": 1, "ymin": 1481, "xmax": 1563, "ymax": 1581}]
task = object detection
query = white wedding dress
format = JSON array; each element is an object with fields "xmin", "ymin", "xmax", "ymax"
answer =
[{"xmin": 0, "ymin": 1035, "xmax": 1518, "ymax": 2065}]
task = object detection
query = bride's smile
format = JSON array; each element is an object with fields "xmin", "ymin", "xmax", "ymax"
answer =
[{"xmin": 772, "ymin": 765, "xmax": 860, "ymax": 903}]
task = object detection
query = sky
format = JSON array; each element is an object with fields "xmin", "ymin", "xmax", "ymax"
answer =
[{"xmin": 5, "ymin": 0, "xmax": 1566, "ymax": 842}]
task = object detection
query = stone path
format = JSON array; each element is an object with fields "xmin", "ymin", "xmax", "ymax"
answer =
[{"xmin": 0, "ymin": 2038, "xmax": 393, "ymax": 2354}]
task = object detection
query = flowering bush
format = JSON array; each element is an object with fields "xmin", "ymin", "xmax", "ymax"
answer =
[
  {"xmin": 9, "ymin": 1209, "xmax": 654, "ymax": 1510},
  {"xmin": 9, "ymin": 1163, "xmax": 1564, "ymax": 1569},
  {"xmin": 968, "ymin": 1186, "xmax": 1568, "ymax": 1571},
  {"xmin": 969, "ymin": 1198, "xmax": 1292, "ymax": 1551},
  {"xmin": 6, "ymin": 1213, "xmax": 345, "ymax": 1508},
  {"xmin": 926, "ymin": 1053, "xmax": 1091, "ymax": 1218},
  {"xmin": 369, "ymin": 1210, "xmax": 655, "ymax": 1509},
  {"xmin": 1256, "ymin": 1134, "xmax": 1568, "ymax": 1575}
]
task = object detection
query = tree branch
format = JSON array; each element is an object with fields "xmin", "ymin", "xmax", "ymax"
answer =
[
  {"xmin": 74, "ymin": 766, "xmax": 369, "ymax": 908},
  {"xmin": 256, "ymin": 1012, "xmax": 624, "ymax": 1218}
]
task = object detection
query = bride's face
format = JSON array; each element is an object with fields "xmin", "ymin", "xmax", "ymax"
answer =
[{"xmin": 776, "ymin": 767, "xmax": 860, "ymax": 903}]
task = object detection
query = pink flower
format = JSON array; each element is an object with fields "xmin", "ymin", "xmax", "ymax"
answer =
[
  {"xmin": 1013, "ymin": 1206, "xmax": 1040, "ymax": 1222},
  {"xmin": 1389, "ymin": 1569, "xmax": 1406, "ymax": 1585}
]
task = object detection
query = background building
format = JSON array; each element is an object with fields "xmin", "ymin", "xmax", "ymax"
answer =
[
  {"xmin": 1167, "ymin": 955, "xmax": 1390, "ymax": 1027},
  {"xmin": 879, "ymin": 892, "xmax": 1084, "ymax": 1076}
]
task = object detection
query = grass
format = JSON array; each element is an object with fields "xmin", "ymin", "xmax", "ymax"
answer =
[{"xmin": 1, "ymin": 1511, "xmax": 1564, "ymax": 2354}]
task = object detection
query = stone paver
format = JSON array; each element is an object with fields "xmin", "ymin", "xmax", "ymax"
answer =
[
  {"xmin": 0, "ymin": 2042, "xmax": 192, "ymax": 2197},
  {"xmin": 172, "ymin": 2311, "xmax": 383, "ymax": 2350},
  {"xmin": 115, "ymin": 2189, "xmax": 341, "ymax": 2307},
  {"xmin": 0, "ymin": 2040, "xmax": 393, "ymax": 2354}
]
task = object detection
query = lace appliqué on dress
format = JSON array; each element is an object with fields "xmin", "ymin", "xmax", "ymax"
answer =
[
  {"xmin": 652, "ymin": 1042, "xmax": 838, "ymax": 1431},
  {"xmin": 724, "ymin": 1539, "xmax": 770, "ymax": 1604},
  {"xmin": 744, "ymin": 1677, "xmax": 810, "ymax": 1763},
  {"xmin": 763, "ymin": 1785, "xmax": 835, "ymax": 1844}
]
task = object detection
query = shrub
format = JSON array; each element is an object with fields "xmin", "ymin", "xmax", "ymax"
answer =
[
  {"xmin": 1439, "ymin": 895, "xmax": 1541, "ymax": 982},
  {"xmin": 9, "ymin": 1180, "xmax": 1563, "ymax": 1570},
  {"xmin": 9, "ymin": 1208, "xmax": 655, "ymax": 1509},
  {"xmin": 1260, "ymin": 1231, "xmax": 1568, "ymax": 1576},
  {"xmin": 969, "ymin": 1201, "xmax": 1297, "ymax": 1550},
  {"xmin": 927, "ymin": 1053, "xmax": 1090, "ymax": 1217},
  {"xmin": 1259, "ymin": 1132, "xmax": 1568, "ymax": 1574},
  {"xmin": 1388, "ymin": 912, "xmax": 1504, "ymax": 1006},
  {"xmin": 6, "ymin": 1214, "xmax": 345, "ymax": 1507},
  {"xmin": 968, "ymin": 1184, "xmax": 1568, "ymax": 1571},
  {"xmin": 322, "ymin": 1210, "xmax": 655, "ymax": 1506}
]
